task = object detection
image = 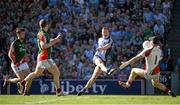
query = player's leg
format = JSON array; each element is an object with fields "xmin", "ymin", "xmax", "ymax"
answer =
[
  {"xmin": 3, "ymin": 63, "xmax": 25, "ymax": 85},
  {"xmin": 118, "ymin": 68, "xmax": 145, "ymax": 88},
  {"xmin": 21, "ymin": 67, "xmax": 44, "ymax": 95},
  {"xmin": 5, "ymin": 63, "xmax": 31, "ymax": 82},
  {"xmin": 15, "ymin": 63, "xmax": 31, "ymax": 94},
  {"xmin": 47, "ymin": 61, "xmax": 61, "ymax": 96},
  {"xmin": 17, "ymin": 68, "xmax": 30, "ymax": 94},
  {"xmin": 4, "ymin": 72, "xmax": 24, "ymax": 83},
  {"xmin": 17, "ymin": 69, "xmax": 31, "ymax": 94},
  {"xmin": 94, "ymin": 57, "xmax": 109, "ymax": 73},
  {"xmin": 3, "ymin": 69, "xmax": 31, "ymax": 94},
  {"xmin": 21, "ymin": 60, "xmax": 46, "ymax": 95},
  {"xmin": 3, "ymin": 71, "xmax": 24, "ymax": 94},
  {"xmin": 3, "ymin": 63, "xmax": 31, "ymax": 94},
  {"xmin": 77, "ymin": 66, "xmax": 102, "ymax": 96},
  {"xmin": 151, "ymin": 78, "xmax": 176, "ymax": 97},
  {"xmin": 85, "ymin": 66, "xmax": 102, "ymax": 88}
]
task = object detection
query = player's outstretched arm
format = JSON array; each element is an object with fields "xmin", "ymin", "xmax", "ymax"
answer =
[
  {"xmin": 41, "ymin": 38, "xmax": 60, "ymax": 49},
  {"xmin": 56, "ymin": 32, "xmax": 63, "ymax": 40},
  {"xmin": 119, "ymin": 54, "xmax": 144, "ymax": 70},
  {"xmin": 41, "ymin": 33, "xmax": 62, "ymax": 49}
]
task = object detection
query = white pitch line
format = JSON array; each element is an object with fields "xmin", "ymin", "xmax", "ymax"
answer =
[{"xmin": 24, "ymin": 98, "xmax": 60, "ymax": 104}]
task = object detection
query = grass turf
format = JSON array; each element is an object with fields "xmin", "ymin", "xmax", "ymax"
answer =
[{"xmin": 0, "ymin": 95, "xmax": 179, "ymax": 105}]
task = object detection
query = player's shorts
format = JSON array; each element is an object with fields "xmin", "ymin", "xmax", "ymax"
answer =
[
  {"xmin": 93, "ymin": 55, "xmax": 106, "ymax": 65},
  {"xmin": 37, "ymin": 59, "xmax": 56, "ymax": 69},
  {"xmin": 144, "ymin": 71, "xmax": 160, "ymax": 80},
  {"xmin": 11, "ymin": 62, "xmax": 29, "ymax": 74}
]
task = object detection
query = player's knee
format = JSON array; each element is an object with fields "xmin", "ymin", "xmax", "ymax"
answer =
[
  {"xmin": 131, "ymin": 68, "xmax": 136, "ymax": 74},
  {"xmin": 54, "ymin": 70, "xmax": 60, "ymax": 76}
]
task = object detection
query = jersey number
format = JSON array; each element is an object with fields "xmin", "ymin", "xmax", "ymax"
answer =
[{"xmin": 154, "ymin": 55, "xmax": 157, "ymax": 64}]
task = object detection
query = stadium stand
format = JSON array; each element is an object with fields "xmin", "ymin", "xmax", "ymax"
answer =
[{"xmin": 0, "ymin": 0, "xmax": 177, "ymax": 82}]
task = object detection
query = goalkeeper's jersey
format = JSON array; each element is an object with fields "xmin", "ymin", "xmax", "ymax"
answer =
[
  {"xmin": 37, "ymin": 29, "xmax": 51, "ymax": 61},
  {"xmin": 94, "ymin": 37, "xmax": 113, "ymax": 61},
  {"xmin": 139, "ymin": 46, "xmax": 162, "ymax": 75}
]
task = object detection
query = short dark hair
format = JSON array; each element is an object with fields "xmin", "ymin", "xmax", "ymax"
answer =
[
  {"xmin": 39, "ymin": 19, "xmax": 48, "ymax": 28},
  {"xmin": 16, "ymin": 28, "xmax": 25, "ymax": 33},
  {"xmin": 148, "ymin": 36, "xmax": 161, "ymax": 45},
  {"xmin": 102, "ymin": 27, "xmax": 109, "ymax": 30}
]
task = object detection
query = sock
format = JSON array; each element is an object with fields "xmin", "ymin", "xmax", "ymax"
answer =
[
  {"xmin": 127, "ymin": 81, "xmax": 132, "ymax": 86},
  {"xmin": 165, "ymin": 88, "xmax": 170, "ymax": 93},
  {"xmin": 23, "ymin": 90, "xmax": 29, "ymax": 95},
  {"xmin": 23, "ymin": 88, "xmax": 30, "ymax": 96},
  {"xmin": 56, "ymin": 88, "xmax": 61, "ymax": 93},
  {"xmin": 21, "ymin": 80, "xmax": 26, "ymax": 86}
]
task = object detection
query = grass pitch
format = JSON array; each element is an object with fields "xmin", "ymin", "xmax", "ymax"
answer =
[{"xmin": 0, "ymin": 95, "xmax": 179, "ymax": 105}]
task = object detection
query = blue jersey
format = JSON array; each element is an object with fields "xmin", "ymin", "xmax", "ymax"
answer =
[{"xmin": 94, "ymin": 37, "xmax": 113, "ymax": 61}]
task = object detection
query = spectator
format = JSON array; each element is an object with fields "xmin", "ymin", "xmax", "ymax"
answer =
[
  {"xmin": 153, "ymin": 19, "xmax": 165, "ymax": 37},
  {"xmin": 142, "ymin": 23, "xmax": 153, "ymax": 40},
  {"xmin": 0, "ymin": 0, "xmax": 175, "ymax": 80},
  {"xmin": 143, "ymin": 7, "xmax": 154, "ymax": 24}
]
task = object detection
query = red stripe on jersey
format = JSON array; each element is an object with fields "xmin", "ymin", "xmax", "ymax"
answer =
[
  {"xmin": 12, "ymin": 51, "xmax": 16, "ymax": 63},
  {"xmin": 38, "ymin": 50, "xmax": 49, "ymax": 61},
  {"xmin": 152, "ymin": 65, "xmax": 160, "ymax": 75},
  {"xmin": 145, "ymin": 49, "xmax": 152, "ymax": 57},
  {"xmin": 39, "ymin": 32, "xmax": 45, "ymax": 42},
  {"xmin": 38, "ymin": 32, "xmax": 49, "ymax": 61}
]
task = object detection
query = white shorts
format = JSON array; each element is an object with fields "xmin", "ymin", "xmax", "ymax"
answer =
[
  {"xmin": 11, "ymin": 62, "xmax": 29, "ymax": 74},
  {"xmin": 144, "ymin": 71, "xmax": 160, "ymax": 80},
  {"xmin": 36, "ymin": 59, "xmax": 56, "ymax": 69},
  {"xmin": 93, "ymin": 55, "xmax": 106, "ymax": 65}
]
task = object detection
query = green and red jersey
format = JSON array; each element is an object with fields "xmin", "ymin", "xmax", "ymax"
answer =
[
  {"xmin": 37, "ymin": 29, "xmax": 51, "ymax": 61},
  {"xmin": 12, "ymin": 39, "xmax": 27, "ymax": 64}
]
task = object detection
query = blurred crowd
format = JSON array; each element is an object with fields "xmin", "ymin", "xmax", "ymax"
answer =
[{"xmin": 0, "ymin": 0, "xmax": 178, "ymax": 80}]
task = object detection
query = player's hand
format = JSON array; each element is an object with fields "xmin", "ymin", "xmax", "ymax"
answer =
[
  {"xmin": 119, "ymin": 61, "xmax": 129, "ymax": 70},
  {"xmin": 56, "ymin": 32, "xmax": 63, "ymax": 39},
  {"xmin": 55, "ymin": 32, "xmax": 63, "ymax": 43}
]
